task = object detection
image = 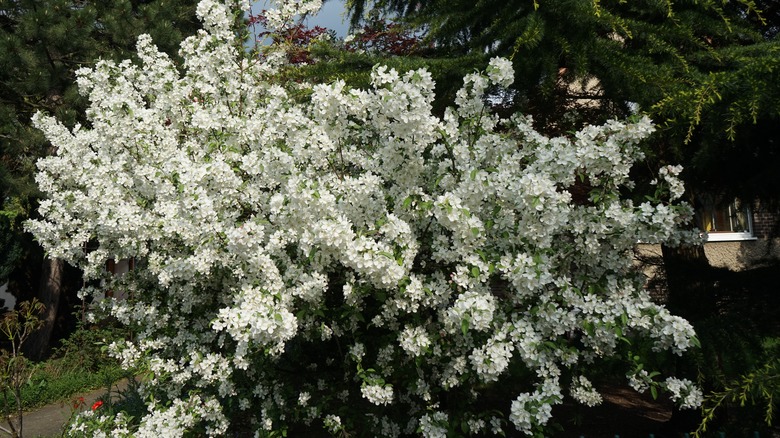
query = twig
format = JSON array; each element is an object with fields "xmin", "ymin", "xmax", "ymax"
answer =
[{"xmin": 0, "ymin": 424, "xmax": 13, "ymax": 435}]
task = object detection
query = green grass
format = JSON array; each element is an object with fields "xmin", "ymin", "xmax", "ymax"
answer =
[
  {"xmin": 2, "ymin": 322, "xmax": 133, "ymax": 414},
  {"xmin": 16, "ymin": 363, "xmax": 125, "ymax": 411},
  {"xmin": 2, "ymin": 357, "xmax": 126, "ymax": 412}
]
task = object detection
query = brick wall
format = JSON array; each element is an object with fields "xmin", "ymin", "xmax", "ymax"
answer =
[{"xmin": 752, "ymin": 201, "xmax": 779, "ymax": 238}]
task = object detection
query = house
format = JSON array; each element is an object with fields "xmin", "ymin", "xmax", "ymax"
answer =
[
  {"xmin": 693, "ymin": 198, "xmax": 779, "ymax": 270},
  {"xmin": 636, "ymin": 198, "xmax": 779, "ymax": 304}
]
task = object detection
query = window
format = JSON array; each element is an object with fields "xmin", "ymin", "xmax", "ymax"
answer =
[{"xmin": 697, "ymin": 197, "xmax": 755, "ymax": 241}]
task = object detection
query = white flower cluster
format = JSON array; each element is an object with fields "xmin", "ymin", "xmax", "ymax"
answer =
[
  {"xmin": 657, "ymin": 164, "xmax": 685, "ymax": 201},
  {"xmin": 446, "ymin": 290, "xmax": 496, "ymax": 333},
  {"xmin": 361, "ymin": 383, "xmax": 394, "ymax": 405},
  {"xmin": 470, "ymin": 327, "xmax": 514, "ymax": 382},
  {"xmin": 419, "ymin": 412, "xmax": 448, "ymax": 438},
  {"xmin": 66, "ymin": 412, "xmax": 134, "ymax": 438},
  {"xmin": 651, "ymin": 312, "xmax": 697, "ymax": 354},
  {"xmin": 323, "ymin": 414, "xmax": 343, "ymax": 434},
  {"xmin": 486, "ymin": 57, "xmax": 515, "ymax": 88},
  {"xmin": 137, "ymin": 395, "xmax": 228, "ymax": 437},
  {"xmin": 28, "ymin": 0, "xmax": 701, "ymax": 435},
  {"xmin": 628, "ymin": 369, "xmax": 651, "ymax": 393},
  {"xmin": 570, "ymin": 376, "xmax": 602, "ymax": 407},
  {"xmin": 509, "ymin": 392, "xmax": 554, "ymax": 434},
  {"xmin": 398, "ymin": 325, "xmax": 431, "ymax": 357},
  {"xmin": 664, "ymin": 377, "xmax": 704, "ymax": 409},
  {"xmin": 263, "ymin": 0, "xmax": 322, "ymax": 30}
]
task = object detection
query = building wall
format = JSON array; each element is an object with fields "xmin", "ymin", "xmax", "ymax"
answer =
[
  {"xmin": 637, "ymin": 238, "xmax": 780, "ymax": 277},
  {"xmin": 702, "ymin": 239, "xmax": 780, "ymax": 270},
  {"xmin": 752, "ymin": 202, "xmax": 779, "ymax": 239}
]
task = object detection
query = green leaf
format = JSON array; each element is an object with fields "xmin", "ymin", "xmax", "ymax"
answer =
[
  {"xmin": 461, "ymin": 318, "xmax": 469, "ymax": 336},
  {"xmin": 583, "ymin": 320, "xmax": 594, "ymax": 335},
  {"xmin": 650, "ymin": 385, "xmax": 658, "ymax": 400}
]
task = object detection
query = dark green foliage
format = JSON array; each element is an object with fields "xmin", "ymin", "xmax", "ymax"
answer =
[
  {"xmin": 664, "ymin": 259, "xmax": 780, "ymax": 435},
  {"xmin": 694, "ymin": 336, "xmax": 780, "ymax": 436},
  {"xmin": 0, "ymin": 0, "xmax": 201, "ymax": 212},
  {"xmin": 0, "ymin": 211, "xmax": 23, "ymax": 284},
  {"xmin": 652, "ymin": 40, "xmax": 780, "ymax": 200}
]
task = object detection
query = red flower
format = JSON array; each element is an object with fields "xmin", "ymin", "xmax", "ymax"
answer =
[
  {"xmin": 91, "ymin": 400, "xmax": 104, "ymax": 410},
  {"xmin": 73, "ymin": 396, "xmax": 86, "ymax": 409}
]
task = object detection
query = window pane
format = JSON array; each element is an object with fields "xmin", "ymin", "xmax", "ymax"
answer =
[
  {"xmin": 697, "ymin": 197, "xmax": 751, "ymax": 234},
  {"xmin": 730, "ymin": 199, "xmax": 749, "ymax": 232}
]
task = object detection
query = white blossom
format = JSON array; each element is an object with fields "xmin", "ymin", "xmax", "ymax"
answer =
[
  {"xmin": 486, "ymin": 56, "xmax": 515, "ymax": 88},
  {"xmin": 570, "ymin": 376, "xmax": 602, "ymax": 407},
  {"xmin": 419, "ymin": 412, "xmax": 448, "ymax": 438},
  {"xmin": 398, "ymin": 325, "xmax": 431, "ymax": 357},
  {"xmin": 664, "ymin": 377, "xmax": 703, "ymax": 409},
  {"xmin": 361, "ymin": 383, "xmax": 394, "ymax": 405}
]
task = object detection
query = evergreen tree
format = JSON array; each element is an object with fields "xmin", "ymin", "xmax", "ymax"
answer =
[
  {"xmin": 1, "ymin": 0, "xmax": 201, "ymax": 210},
  {"xmin": 346, "ymin": 0, "xmax": 780, "ymax": 197},
  {"xmin": 0, "ymin": 0, "xmax": 201, "ymax": 358}
]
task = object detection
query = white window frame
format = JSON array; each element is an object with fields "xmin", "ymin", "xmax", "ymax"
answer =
[{"xmin": 701, "ymin": 202, "xmax": 756, "ymax": 242}]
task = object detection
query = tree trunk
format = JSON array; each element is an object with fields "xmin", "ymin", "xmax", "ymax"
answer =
[
  {"xmin": 661, "ymin": 243, "xmax": 717, "ymax": 320},
  {"xmin": 22, "ymin": 257, "xmax": 64, "ymax": 360},
  {"xmin": 661, "ymin": 244, "xmax": 715, "ymax": 432}
]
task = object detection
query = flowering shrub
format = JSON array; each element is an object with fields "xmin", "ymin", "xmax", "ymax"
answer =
[
  {"xmin": 66, "ymin": 410, "xmax": 134, "ymax": 438},
  {"xmin": 28, "ymin": 0, "xmax": 701, "ymax": 436}
]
